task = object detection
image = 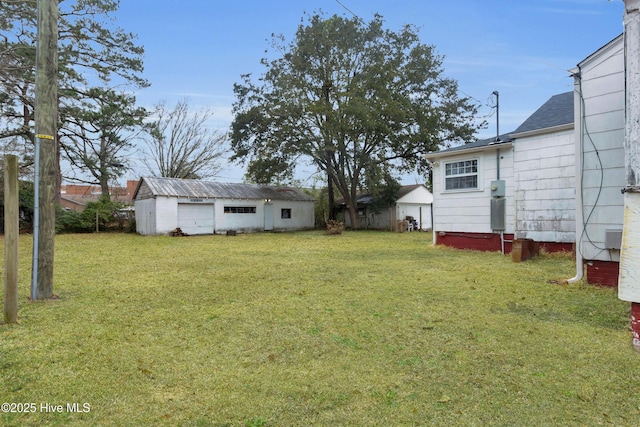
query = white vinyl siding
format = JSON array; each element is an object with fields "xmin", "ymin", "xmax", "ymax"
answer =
[
  {"xmin": 576, "ymin": 37, "xmax": 625, "ymax": 261},
  {"xmin": 513, "ymin": 129, "xmax": 576, "ymax": 243},
  {"xmin": 432, "ymin": 149, "xmax": 514, "ymax": 234}
]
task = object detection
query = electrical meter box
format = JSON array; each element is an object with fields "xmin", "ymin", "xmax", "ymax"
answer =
[
  {"xmin": 491, "ymin": 198, "xmax": 506, "ymax": 231},
  {"xmin": 490, "ymin": 180, "xmax": 505, "ymax": 198}
]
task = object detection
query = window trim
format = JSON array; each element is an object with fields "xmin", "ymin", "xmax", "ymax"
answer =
[
  {"xmin": 281, "ymin": 208, "xmax": 292, "ymax": 219},
  {"xmin": 443, "ymin": 158, "xmax": 481, "ymax": 192},
  {"xmin": 224, "ymin": 206, "xmax": 257, "ymax": 214}
]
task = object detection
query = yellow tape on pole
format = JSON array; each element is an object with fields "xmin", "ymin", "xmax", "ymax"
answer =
[{"xmin": 35, "ymin": 134, "xmax": 54, "ymax": 140}]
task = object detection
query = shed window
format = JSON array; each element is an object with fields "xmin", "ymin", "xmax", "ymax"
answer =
[
  {"xmin": 281, "ymin": 208, "xmax": 292, "ymax": 219},
  {"xmin": 224, "ymin": 206, "xmax": 256, "ymax": 214},
  {"xmin": 445, "ymin": 159, "xmax": 478, "ymax": 190}
]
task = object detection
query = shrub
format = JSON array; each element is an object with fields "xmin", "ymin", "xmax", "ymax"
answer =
[
  {"xmin": 81, "ymin": 198, "xmax": 127, "ymax": 232},
  {"xmin": 56, "ymin": 207, "xmax": 90, "ymax": 233},
  {"xmin": 55, "ymin": 198, "xmax": 133, "ymax": 233}
]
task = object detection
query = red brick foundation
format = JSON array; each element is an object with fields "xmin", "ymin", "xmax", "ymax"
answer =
[
  {"xmin": 435, "ymin": 232, "xmax": 513, "ymax": 253},
  {"xmin": 586, "ymin": 260, "xmax": 619, "ymax": 287},
  {"xmin": 632, "ymin": 303, "xmax": 640, "ymax": 352},
  {"xmin": 435, "ymin": 231, "xmax": 574, "ymax": 256}
]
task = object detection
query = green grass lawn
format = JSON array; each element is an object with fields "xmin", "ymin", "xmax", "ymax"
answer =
[{"xmin": 1, "ymin": 231, "xmax": 639, "ymax": 426}]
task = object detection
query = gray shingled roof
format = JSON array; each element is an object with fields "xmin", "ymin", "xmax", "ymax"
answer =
[
  {"xmin": 135, "ymin": 177, "xmax": 315, "ymax": 201},
  {"xmin": 512, "ymin": 91, "xmax": 574, "ymax": 134},
  {"xmin": 427, "ymin": 91, "xmax": 574, "ymax": 157}
]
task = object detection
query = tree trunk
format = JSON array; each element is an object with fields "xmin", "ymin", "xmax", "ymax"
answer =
[
  {"xmin": 327, "ymin": 168, "xmax": 336, "ymax": 221},
  {"xmin": 347, "ymin": 204, "xmax": 359, "ymax": 230},
  {"xmin": 99, "ymin": 171, "xmax": 110, "ymax": 200},
  {"xmin": 325, "ymin": 148, "xmax": 337, "ymax": 221}
]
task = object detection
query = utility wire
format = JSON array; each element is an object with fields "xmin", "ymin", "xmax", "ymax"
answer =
[{"xmin": 335, "ymin": 0, "xmax": 363, "ymax": 22}]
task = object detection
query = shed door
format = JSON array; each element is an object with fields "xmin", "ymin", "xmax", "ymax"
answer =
[
  {"xmin": 264, "ymin": 203, "xmax": 273, "ymax": 231},
  {"xmin": 178, "ymin": 203, "xmax": 214, "ymax": 235}
]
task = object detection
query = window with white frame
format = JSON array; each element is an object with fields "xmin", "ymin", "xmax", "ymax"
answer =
[
  {"xmin": 224, "ymin": 206, "xmax": 256, "ymax": 214},
  {"xmin": 444, "ymin": 159, "xmax": 478, "ymax": 190}
]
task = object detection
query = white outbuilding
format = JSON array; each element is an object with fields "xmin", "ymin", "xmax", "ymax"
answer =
[
  {"xmin": 337, "ymin": 184, "xmax": 433, "ymax": 231},
  {"xmin": 133, "ymin": 177, "xmax": 315, "ymax": 235}
]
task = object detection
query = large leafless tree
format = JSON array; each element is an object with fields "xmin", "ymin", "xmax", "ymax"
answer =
[{"xmin": 143, "ymin": 99, "xmax": 226, "ymax": 179}]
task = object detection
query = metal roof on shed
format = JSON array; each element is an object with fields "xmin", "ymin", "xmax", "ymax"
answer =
[{"xmin": 134, "ymin": 177, "xmax": 315, "ymax": 201}]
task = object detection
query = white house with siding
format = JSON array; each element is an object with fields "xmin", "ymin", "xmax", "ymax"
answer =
[
  {"xmin": 426, "ymin": 135, "xmax": 516, "ymax": 252},
  {"xmin": 571, "ymin": 34, "xmax": 625, "ymax": 286},
  {"xmin": 426, "ymin": 91, "xmax": 575, "ymax": 254},
  {"xmin": 426, "ymin": 34, "xmax": 625, "ymax": 287},
  {"xmin": 134, "ymin": 177, "xmax": 315, "ymax": 235}
]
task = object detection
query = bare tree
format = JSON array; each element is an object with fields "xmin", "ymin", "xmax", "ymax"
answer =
[{"xmin": 143, "ymin": 99, "xmax": 226, "ymax": 179}]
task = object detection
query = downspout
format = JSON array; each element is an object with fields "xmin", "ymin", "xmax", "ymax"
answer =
[{"xmin": 568, "ymin": 65, "xmax": 584, "ymax": 283}]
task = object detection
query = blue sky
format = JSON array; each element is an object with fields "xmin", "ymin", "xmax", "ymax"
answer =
[{"xmin": 113, "ymin": 0, "xmax": 625, "ymax": 184}]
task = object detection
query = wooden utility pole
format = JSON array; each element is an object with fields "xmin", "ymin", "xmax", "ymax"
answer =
[
  {"xmin": 619, "ymin": 0, "xmax": 640, "ymax": 351},
  {"xmin": 4, "ymin": 155, "xmax": 19, "ymax": 324},
  {"xmin": 32, "ymin": 0, "xmax": 58, "ymax": 300}
]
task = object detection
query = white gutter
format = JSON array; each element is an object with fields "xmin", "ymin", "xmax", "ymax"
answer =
[{"xmin": 425, "ymin": 141, "xmax": 513, "ymax": 159}]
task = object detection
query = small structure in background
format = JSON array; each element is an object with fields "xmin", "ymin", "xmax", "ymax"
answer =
[
  {"xmin": 133, "ymin": 177, "xmax": 315, "ymax": 235},
  {"xmin": 335, "ymin": 184, "xmax": 433, "ymax": 231}
]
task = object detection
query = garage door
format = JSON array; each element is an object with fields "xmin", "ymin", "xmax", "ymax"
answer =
[{"xmin": 177, "ymin": 203, "xmax": 214, "ymax": 235}]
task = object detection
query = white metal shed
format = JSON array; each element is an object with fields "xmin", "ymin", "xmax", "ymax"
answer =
[{"xmin": 133, "ymin": 177, "xmax": 315, "ymax": 235}]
